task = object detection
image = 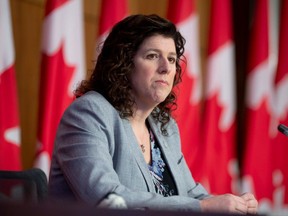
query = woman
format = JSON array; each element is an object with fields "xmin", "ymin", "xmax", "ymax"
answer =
[{"xmin": 48, "ymin": 14, "xmax": 257, "ymax": 214}]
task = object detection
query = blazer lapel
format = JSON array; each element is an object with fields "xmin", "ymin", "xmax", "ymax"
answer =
[
  {"xmin": 148, "ymin": 117, "xmax": 187, "ymax": 196},
  {"xmin": 122, "ymin": 118, "xmax": 155, "ymax": 192}
]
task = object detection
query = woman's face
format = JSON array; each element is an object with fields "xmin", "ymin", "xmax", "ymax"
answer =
[{"xmin": 131, "ymin": 34, "xmax": 177, "ymax": 109}]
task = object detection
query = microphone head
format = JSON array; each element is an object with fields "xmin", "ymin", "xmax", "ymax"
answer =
[{"xmin": 278, "ymin": 124, "xmax": 288, "ymax": 137}]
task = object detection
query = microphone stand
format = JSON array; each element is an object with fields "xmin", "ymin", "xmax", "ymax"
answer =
[{"xmin": 278, "ymin": 124, "xmax": 288, "ymax": 137}]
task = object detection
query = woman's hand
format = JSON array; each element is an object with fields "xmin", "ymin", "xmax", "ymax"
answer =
[
  {"xmin": 199, "ymin": 193, "xmax": 258, "ymax": 214},
  {"xmin": 240, "ymin": 193, "xmax": 258, "ymax": 214}
]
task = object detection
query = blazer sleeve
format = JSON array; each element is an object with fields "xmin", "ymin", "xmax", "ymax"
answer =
[{"xmin": 50, "ymin": 92, "xmax": 207, "ymax": 211}]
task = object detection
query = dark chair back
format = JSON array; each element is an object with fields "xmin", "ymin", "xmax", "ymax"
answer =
[{"xmin": 0, "ymin": 168, "xmax": 48, "ymax": 203}]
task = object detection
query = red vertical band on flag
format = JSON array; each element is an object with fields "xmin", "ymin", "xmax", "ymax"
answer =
[
  {"xmin": 274, "ymin": 1, "xmax": 288, "ymax": 84},
  {"xmin": 271, "ymin": 0, "xmax": 288, "ymax": 208},
  {"xmin": 0, "ymin": 0, "xmax": 22, "ymax": 171},
  {"xmin": 95, "ymin": 0, "xmax": 128, "ymax": 58},
  {"xmin": 247, "ymin": 1, "xmax": 269, "ymax": 74},
  {"xmin": 99, "ymin": 0, "xmax": 128, "ymax": 36}
]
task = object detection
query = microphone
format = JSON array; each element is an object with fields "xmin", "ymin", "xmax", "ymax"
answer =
[{"xmin": 278, "ymin": 124, "xmax": 288, "ymax": 137}]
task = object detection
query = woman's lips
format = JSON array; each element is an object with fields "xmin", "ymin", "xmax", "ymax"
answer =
[{"xmin": 155, "ymin": 80, "xmax": 168, "ymax": 85}]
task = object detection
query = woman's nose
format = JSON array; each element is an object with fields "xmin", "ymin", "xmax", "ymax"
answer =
[{"xmin": 158, "ymin": 58, "xmax": 170, "ymax": 74}]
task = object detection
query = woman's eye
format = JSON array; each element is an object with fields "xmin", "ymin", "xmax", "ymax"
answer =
[
  {"xmin": 146, "ymin": 53, "xmax": 158, "ymax": 59},
  {"xmin": 168, "ymin": 57, "xmax": 176, "ymax": 64}
]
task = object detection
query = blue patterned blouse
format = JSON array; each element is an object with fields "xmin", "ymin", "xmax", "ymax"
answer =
[{"xmin": 147, "ymin": 129, "xmax": 178, "ymax": 197}]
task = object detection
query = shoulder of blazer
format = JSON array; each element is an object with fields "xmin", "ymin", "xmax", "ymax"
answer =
[{"xmin": 71, "ymin": 91, "xmax": 119, "ymax": 117}]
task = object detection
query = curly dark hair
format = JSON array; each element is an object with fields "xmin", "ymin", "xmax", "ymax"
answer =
[{"xmin": 75, "ymin": 14, "xmax": 186, "ymax": 135}]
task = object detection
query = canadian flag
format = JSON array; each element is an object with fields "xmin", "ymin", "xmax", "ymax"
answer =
[
  {"xmin": 96, "ymin": 0, "xmax": 128, "ymax": 49},
  {"xmin": 242, "ymin": 0, "xmax": 280, "ymax": 213},
  {"xmin": 167, "ymin": 0, "xmax": 203, "ymax": 182},
  {"xmin": 202, "ymin": 0, "xmax": 238, "ymax": 194},
  {"xmin": 0, "ymin": 0, "xmax": 21, "ymax": 170},
  {"xmin": 242, "ymin": 0, "xmax": 288, "ymax": 213},
  {"xmin": 271, "ymin": 0, "xmax": 288, "ymax": 210},
  {"xmin": 34, "ymin": 0, "xmax": 86, "ymax": 177}
]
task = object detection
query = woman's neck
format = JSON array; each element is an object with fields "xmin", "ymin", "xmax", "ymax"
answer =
[
  {"xmin": 129, "ymin": 105, "xmax": 153, "ymax": 126},
  {"xmin": 129, "ymin": 112, "xmax": 151, "ymax": 164}
]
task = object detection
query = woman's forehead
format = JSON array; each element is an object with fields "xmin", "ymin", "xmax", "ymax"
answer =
[{"xmin": 138, "ymin": 35, "xmax": 176, "ymax": 53}]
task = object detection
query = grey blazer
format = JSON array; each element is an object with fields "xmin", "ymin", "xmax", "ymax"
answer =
[{"xmin": 48, "ymin": 91, "xmax": 209, "ymax": 211}]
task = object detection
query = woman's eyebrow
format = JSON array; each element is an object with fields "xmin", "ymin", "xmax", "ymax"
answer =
[{"xmin": 144, "ymin": 48, "xmax": 177, "ymax": 56}]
